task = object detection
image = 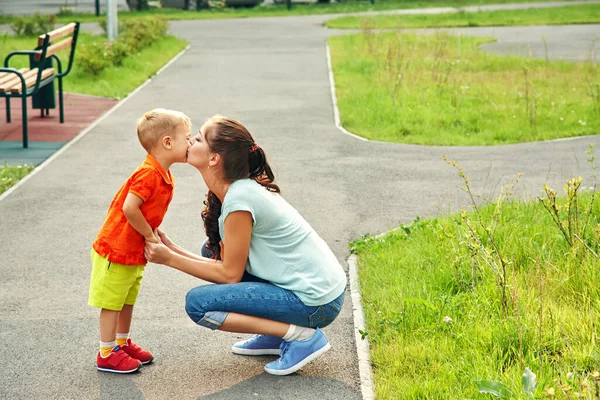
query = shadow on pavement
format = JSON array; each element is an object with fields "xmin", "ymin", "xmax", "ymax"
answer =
[
  {"xmin": 199, "ymin": 372, "xmax": 361, "ymax": 399},
  {"xmin": 99, "ymin": 372, "xmax": 144, "ymax": 400}
]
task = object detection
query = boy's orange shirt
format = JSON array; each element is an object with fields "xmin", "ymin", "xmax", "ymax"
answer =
[{"xmin": 92, "ymin": 154, "xmax": 175, "ymax": 265}]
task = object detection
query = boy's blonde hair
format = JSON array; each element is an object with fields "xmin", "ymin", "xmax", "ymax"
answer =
[{"xmin": 137, "ymin": 108, "xmax": 191, "ymax": 152}]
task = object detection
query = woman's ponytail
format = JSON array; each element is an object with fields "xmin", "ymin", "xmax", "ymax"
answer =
[
  {"xmin": 248, "ymin": 146, "xmax": 280, "ymax": 193},
  {"xmin": 201, "ymin": 190, "xmax": 222, "ymax": 260}
]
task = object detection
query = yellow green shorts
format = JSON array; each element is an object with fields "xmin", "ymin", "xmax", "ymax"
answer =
[{"xmin": 88, "ymin": 249, "xmax": 145, "ymax": 311}]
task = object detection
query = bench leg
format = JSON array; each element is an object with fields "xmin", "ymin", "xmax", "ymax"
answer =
[
  {"xmin": 58, "ymin": 77, "xmax": 64, "ymax": 123},
  {"xmin": 6, "ymin": 98, "xmax": 11, "ymax": 123},
  {"xmin": 40, "ymin": 89, "xmax": 44, "ymax": 118},
  {"xmin": 22, "ymin": 97, "xmax": 28, "ymax": 149}
]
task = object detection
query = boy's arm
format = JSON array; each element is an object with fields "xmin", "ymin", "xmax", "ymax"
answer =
[{"xmin": 123, "ymin": 193, "xmax": 158, "ymax": 243}]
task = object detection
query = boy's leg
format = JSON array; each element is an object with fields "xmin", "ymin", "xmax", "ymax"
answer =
[
  {"xmin": 117, "ymin": 267, "xmax": 154, "ymax": 364},
  {"xmin": 89, "ymin": 250, "xmax": 143, "ymax": 373},
  {"xmin": 117, "ymin": 304, "xmax": 133, "ymax": 336},
  {"xmin": 116, "ymin": 304, "xmax": 133, "ymax": 346},
  {"xmin": 99, "ymin": 308, "xmax": 119, "ymax": 355}
]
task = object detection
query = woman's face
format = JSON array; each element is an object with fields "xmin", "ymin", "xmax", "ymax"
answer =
[{"xmin": 187, "ymin": 123, "xmax": 212, "ymax": 170}]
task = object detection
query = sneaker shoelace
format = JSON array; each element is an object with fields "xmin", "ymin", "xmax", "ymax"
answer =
[{"xmin": 278, "ymin": 342, "xmax": 290, "ymax": 363}]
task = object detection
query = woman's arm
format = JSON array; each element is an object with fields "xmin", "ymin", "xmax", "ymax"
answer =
[
  {"xmin": 155, "ymin": 228, "xmax": 207, "ymax": 261},
  {"xmin": 145, "ymin": 211, "xmax": 252, "ymax": 284}
]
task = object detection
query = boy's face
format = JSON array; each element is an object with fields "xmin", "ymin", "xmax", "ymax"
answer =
[{"xmin": 170, "ymin": 124, "xmax": 192, "ymax": 163}]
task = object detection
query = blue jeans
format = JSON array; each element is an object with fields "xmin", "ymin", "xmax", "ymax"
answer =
[{"xmin": 184, "ymin": 242, "xmax": 345, "ymax": 330}]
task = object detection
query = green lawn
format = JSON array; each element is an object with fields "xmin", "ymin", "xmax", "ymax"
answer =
[
  {"xmin": 0, "ymin": 163, "xmax": 35, "ymax": 195},
  {"xmin": 352, "ymin": 171, "xmax": 600, "ymax": 398},
  {"xmin": 0, "ymin": 0, "xmax": 584, "ymax": 24},
  {"xmin": 326, "ymin": 3, "xmax": 600, "ymax": 28},
  {"xmin": 329, "ymin": 31, "xmax": 599, "ymax": 145}
]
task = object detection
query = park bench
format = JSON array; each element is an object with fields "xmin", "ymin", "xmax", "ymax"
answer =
[{"xmin": 0, "ymin": 22, "xmax": 80, "ymax": 148}]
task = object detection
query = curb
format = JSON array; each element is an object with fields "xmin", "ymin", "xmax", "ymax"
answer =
[
  {"xmin": 0, "ymin": 44, "xmax": 191, "ymax": 204},
  {"xmin": 325, "ymin": 43, "xmax": 367, "ymax": 142},
  {"xmin": 347, "ymin": 254, "xmax": 375, "ymax": 400}
]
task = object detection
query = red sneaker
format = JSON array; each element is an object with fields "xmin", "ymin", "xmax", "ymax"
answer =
[
  {"xmin": 121, "ymin": 338, "xmax": 154, "ymax": 365},
  {"xmin": 96, "ymin": 346, "xmax": 141, "ymax": 374}
]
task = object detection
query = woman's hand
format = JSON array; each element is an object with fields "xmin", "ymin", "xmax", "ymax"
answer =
[
  {"xmin": 144, "ymin": 240, "xmax": 174, "ymax": 265},
  {"xmin": 155, "ymin": 228, "xmax": 174, "ymax": 248}
]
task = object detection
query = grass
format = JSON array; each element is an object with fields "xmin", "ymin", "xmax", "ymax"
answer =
[
  {"xmin": 0, "ymin": 163, "xmax": 35, "ymax": 195},
  {"xmin": 0, "ymin": 0, "xmax": 584, "ymax": 24},
  {"xmin": 326, "ymin": 3, "xmax": 600, "ymax": 29},
  {"xmin": 351, "ymin": 169, "xmax": 600, "ymax": 398},
  {"xmin": 0, "ymin": 32, "xmax": 188, "ymax": 99},
  {"xmin": 328, "ymin": 31, "xmax": 600, "ymax": 145}
]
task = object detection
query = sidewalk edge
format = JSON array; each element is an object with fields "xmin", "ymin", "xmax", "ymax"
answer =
[
  {"xmin": 347, "ymin": 253, "xmax": 375, "ymax": 400},
  {"xmin": 325, "ymin": 43, "xmax": 368, "ymax": 142},
  {"xmin": 0, "ymin": 44, "xmax": 191, "ymax": 204}
]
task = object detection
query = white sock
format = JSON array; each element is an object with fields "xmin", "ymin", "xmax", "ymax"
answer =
[{"xmin": 282, "ymin": 325, "xmax": 315, "ymax": 342}]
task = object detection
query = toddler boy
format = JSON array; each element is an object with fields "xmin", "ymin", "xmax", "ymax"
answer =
[{"xmin": 88, "ymin": 108, "xmax": 191, "ymax": 373}]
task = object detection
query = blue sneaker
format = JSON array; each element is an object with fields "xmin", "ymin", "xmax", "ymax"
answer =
[
  {"xmin": 231, "ymin": 335, "xmax": 284, "ymax": 356},
  {"xmin": 264, "ymin": 328, "xmax": 330, "ymax": 376}
]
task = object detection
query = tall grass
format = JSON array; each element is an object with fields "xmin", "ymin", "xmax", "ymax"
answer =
[
  {"xmin": 352, "ymin": 158, "xmax": 600, "ymax": 398},
  {"xmin": 326, "ymin": 3, "xmax": 600, "ymax": 29},
  {"xmin": 329, "ymin": 31, "xmax": 599, "ymax": 145}
]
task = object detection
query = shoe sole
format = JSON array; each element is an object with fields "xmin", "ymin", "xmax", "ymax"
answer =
[
  {"xmin": 232, "ymin": 347, "xmax": 281, "ymax": 356},
  {"xmin": 97, "ymin": 365, "xmax": 141, "ymax": 374},
  {"xmin": 141, "ymin": 357, "xmax": 153, "ymax": 365},
  {"xmin": 264, "ymin": 342, "xmax": 331, "ymax": 376}
]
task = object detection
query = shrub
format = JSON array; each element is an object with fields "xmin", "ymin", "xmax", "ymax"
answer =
[
  {"xmin": 11, "ymin": 13, "xmax": 56, "ymax": 37},
  {"xmin": 82, "ymin": 17, "xmax": 169, "ymax": 76},
  {"xmin": 77, "ymin": 42, "xmax": 112, "ymax": 75},
  {"xmin": 120, "ymin": 18, "xmax": 169, "ymax": 51},
  {"xmin": 108, "ymin": 41, "xmax": 133, "ymax": 67}
]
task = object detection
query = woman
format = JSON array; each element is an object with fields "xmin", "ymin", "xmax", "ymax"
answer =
[{"xmin": 144, "ymin": 115, "xmax": 347, "ymax": 376}]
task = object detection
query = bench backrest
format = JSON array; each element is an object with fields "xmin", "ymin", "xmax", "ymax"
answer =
[{"xmin": 35, "ymin": 22, "xmax": 80, "ymax": 77}]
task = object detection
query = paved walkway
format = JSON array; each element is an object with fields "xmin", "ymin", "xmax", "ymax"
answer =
[{"xmin": 1, "ymin": 4, "xmax": 599, "ymax": 399}]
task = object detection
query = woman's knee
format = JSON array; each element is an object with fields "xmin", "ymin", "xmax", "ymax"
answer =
[
  {"xmin": 185, "ymin": 286, "xmax": 207, "ymax": 322},
  {"xmin": 200, "ymin": 239, "xmax": 213, "ymax": 258},
  {"xmin": 185, "ymin": 286, "xmax": 230, "ymax": 330}
]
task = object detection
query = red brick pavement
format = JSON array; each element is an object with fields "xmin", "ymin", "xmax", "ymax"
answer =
[{"xmin": 0, "ymin": 93, "xmax": 118, "ymax": 143}]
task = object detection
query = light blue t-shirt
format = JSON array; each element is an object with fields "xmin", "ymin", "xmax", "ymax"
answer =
[{"xmin": 218, "ymin": 179, "xmax": 347, "ymax": 306}]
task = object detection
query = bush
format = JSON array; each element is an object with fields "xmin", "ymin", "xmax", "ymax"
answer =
[
  {"xmin": 11, "ymin": 13, "xmax": 56, "ymax": 37},
  {"xmin": 78, "ymin": 42, "xmax": 112, "ymax": 75},
  {"xmin": 99, "ymin": 17, "xmax": 169, "ymax": 50},
  {"xmin": 108, "ymin": 41, "xmax": 132, "ymax": 67},
  {"xmin": 82, "ymin": 17, "xmax": 170, "ymax": 75}
]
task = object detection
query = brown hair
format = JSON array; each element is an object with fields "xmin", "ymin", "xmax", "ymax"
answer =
[
  {"xmin": 200, "ymin": 115, "xmax": 279, "ymax": 260},
  {"xmin": 137, "ymin": 108, "xmax": 191, "ymax": 152}
]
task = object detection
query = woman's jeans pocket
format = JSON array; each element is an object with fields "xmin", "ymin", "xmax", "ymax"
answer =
[{"xmin": 308, "ymin": 291, "xmax": 345, "ymax": 328}]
